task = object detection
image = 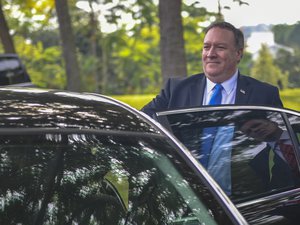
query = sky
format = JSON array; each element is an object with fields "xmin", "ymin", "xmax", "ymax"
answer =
[
  {"xmin": 76, "ymin": 0, "xmax": 300, "ymax": 33},
  {"xmin": 197, "ymin": 0, "xmax": 300, "ymax": 27}
]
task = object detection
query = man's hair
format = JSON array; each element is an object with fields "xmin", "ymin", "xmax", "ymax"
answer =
[
  {"xmin": 235, "ymin": 110, "xmax": 268, "ymax": 129},
  {"xmin": 205, "ymin": 21, "xmax": 244, "ymax": 50}
]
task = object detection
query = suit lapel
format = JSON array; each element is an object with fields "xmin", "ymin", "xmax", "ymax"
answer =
[
  {"xmin": 185, "ymin": 73, "xmax": 252, "ymax": 106},
  {"xmin": 188, "ymin": 75, "xmax": 206, "ymax": 106},
  {"xmin": 235, "ymin": 74, "xmax": 251, "ymax": 105}
]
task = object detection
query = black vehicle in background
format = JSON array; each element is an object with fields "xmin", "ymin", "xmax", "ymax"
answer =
[{"xmin": 0, "ymin": 54, "xmax": 32, "ymax": 86}]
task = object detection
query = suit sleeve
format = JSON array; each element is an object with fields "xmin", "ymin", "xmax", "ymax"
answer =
[
  {"xmin": 141, "ymin": 78, "xmax": 173, "ymax": 118},
  {"xmin": 272, "ymin": 86, "xmax": 284, "ymax": 108}
]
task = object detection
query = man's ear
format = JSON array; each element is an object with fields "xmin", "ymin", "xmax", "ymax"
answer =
[{"xmin": 237, "ymin": 48, "xmax": 243, "ymax": 63}]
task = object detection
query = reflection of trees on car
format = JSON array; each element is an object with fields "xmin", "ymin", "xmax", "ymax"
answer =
[{"xmin": 0, "ymin": 133, "xmax": 224, "ymax": 224}]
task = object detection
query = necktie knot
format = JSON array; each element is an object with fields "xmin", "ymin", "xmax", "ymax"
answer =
[{"xmin": 209, "ymin": 84, "xmax": 223, "ymax": 105}]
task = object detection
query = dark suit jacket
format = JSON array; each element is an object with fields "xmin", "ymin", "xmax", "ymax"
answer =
[
  {"xmin": 231, "ymin": 144, "xmax": 298, "ymax": 200},
  {"xmin": 141, "ymin": 73, "xmax": 283, "ymax": 117}
]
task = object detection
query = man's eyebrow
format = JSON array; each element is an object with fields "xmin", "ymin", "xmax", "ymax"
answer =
[
  {"xmin": 203, "ymin": 41, "xmax": 228, "ymax": 46},
  {"xmin": 215, "ymin": 42, "xmax": 228, "ymax": 46}
]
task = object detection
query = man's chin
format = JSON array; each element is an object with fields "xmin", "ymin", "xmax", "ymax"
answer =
[
  {"xmin": 204, "ymin": 65, "xmax": 222, "ymax": 74},
  {"xmin": 205, "ymin": 71, "xmax": 222, "ymax": 80}
]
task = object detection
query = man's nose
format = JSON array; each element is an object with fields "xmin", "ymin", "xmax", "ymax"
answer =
[{"xmin": 207, "ymin": 47, "xmax": 217, "ymax": 57}]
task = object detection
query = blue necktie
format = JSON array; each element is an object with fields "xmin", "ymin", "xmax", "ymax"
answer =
[
  {"xmin": 209, "ymin": 83, "xmax": 223, "ymax": 105},
  {"xmin": 200, "ymin": 84, "xmax": 223, "ymax": 167}
]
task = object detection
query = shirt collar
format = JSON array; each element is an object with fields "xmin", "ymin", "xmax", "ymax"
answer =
[{"xmin": 206, "ymin": 70, "xmax": 238, "ymax": 94}]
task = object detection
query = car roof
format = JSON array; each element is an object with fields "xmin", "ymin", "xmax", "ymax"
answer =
[{"xmin": 0, "ymin": 87, "xmax": 158, "ymax": 134}]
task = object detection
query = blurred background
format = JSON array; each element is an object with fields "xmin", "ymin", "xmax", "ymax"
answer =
[{"xmin": 0, "ymin": 0, "xmax": 299, "ymax": 110}]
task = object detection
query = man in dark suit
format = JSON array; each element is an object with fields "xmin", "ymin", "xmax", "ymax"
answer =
[
  {"xmin": 141, "ymin": 21, "xmax": 283, "ymax": 118},
  {"xmin": 235, "ymin": 116, "xmax": 299, "ymax": 193}
]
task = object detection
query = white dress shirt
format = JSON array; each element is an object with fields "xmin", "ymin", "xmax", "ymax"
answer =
[
  {"xmin": 203, "ymin": 70, "xmax": 238, "ymax": 105},
  {"xmin": 202, "ymin": 70, "xmax": 238, "ymax": 195}
]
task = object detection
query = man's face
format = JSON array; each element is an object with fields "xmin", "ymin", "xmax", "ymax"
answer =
[
  {"xmin": 240, "ymin": 119, "xmax": 281, "ymax": 142},
  {"xmin": 202, "ymin": 27, "xmax": 243, "ymax": 83}
]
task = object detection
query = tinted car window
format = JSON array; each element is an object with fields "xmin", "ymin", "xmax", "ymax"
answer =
[
  {"xmin": 158, "ymin": 108, "xmax": 300, "ymax": 224},
  {"xmin": 0, "ymin": 132, "xmax": 233, "ymax": 225},
  {"xmin": 161, "ymin": 110, "xmax": 300, "ymax": 200}
]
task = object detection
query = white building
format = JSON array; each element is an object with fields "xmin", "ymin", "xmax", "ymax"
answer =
[{"xmin": 246, "ymin": 31, "xmax": 293, "ymax": 59}]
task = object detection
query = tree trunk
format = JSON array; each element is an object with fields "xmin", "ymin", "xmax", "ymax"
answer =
[
  {"xmin": 101, "ymin": 37, "xmax": 108, "ymax": 94},
  {"xmin": 55, "ymin": 0, "xmax": 81, "ymax": 91},
  {"xmin": 159, "ymin": 0, "xmax": 187, "ymax": 83},
  {"xmin": 88, "ymin": 0, "xmax": 100, "ymax": 93},
  {"xmin": 0, "ymin": 1, "xmax": 16, "ymax": 53}
]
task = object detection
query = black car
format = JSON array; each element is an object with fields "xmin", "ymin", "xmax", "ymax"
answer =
[
  {"xmin": 157, "ymin": 105, "xmax": 300, "ymax": 225},
  {"xmin": 0, "ymin": 88, "xmax": 247, "ymax": 225},
  {"xmin": 0, "ymin": 54, "xmax": 32, "ymax": 86}
]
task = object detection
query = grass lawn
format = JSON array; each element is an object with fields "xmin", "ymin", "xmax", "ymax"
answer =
[
  {"xmin": 280, "ymin": 88, "xmax": 300, "ymax": 112},
  {"xmin": 112, "ymin": 88, "xmax": 300, "ymax": 112}
]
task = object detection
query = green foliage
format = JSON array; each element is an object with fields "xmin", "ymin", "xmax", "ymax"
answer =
[
  {"xmin": 280, "ymin": 88, "xmax": 300, "ymax": 111},
  {"xmin": 78, "ymin": 54, "xmax": 100, "ymax": 92},
  {"xmin": 250, "ymin": 44, "xmax": 288, "ymax": 89},
  {"xmin": 238, "ymin": 51, "xmax": 252, "ymax": 75},
  {"xmin": 111, "ymin": 94, "xmax": 155, "ymax": 110},
  {"xmin": 273, "ymin": 22, "xmax": 300, "ymax": 49},
  {"xmin": 272, "ymin": 22, "xmax": 300, "ymax": 88},
  {"xmin": 69, "ymin": 1, "xmax": 161, "ymax": 94},
  {"xmin": 182, "ymin": 10, "xmax": 206, "ymax": 75},
  {"xmin": 111, "ymin": 25, "xmax": 162, "ymax": 94},
  {"xmin": 2, "ymin": 0, "xmax": 55, "ymax": 38},
  {"xmin": 15, "ymin": 36, "xmax": 66, "ymax": 89},
  {"xmin": 275, "ymin": 48, "xmax": 300, "ymax": 88},
  {"xmin": 2, "ymin": 0, "xmax": 254, "ymax": 95},
  {"xmin": 273, "ymin": 24, "xmax": 293, "ymax": 47}
]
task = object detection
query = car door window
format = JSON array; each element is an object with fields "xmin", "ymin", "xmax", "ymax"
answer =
[
  {"xmin": 230, "ymin": 110, "xmax": 300, "ymax": 201},
  {"xmin": 161, "ymin": 109, "xmax": 300, "ymax": 202}
]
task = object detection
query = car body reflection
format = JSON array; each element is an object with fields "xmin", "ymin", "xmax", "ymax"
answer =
[{"xmin": 0, "ymin": 87, "xmax": 247, "ymax": 225}]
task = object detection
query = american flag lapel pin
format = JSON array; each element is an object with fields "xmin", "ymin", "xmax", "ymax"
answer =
[{"xmin": 240, "ymin": 89, "xmax": 246, "ymax": 94}]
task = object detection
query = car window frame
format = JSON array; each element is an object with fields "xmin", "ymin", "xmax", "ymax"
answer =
[
  {"xmin": 156, "ymin": 105, "xmax": 300, "ymax": 225},
  {"xmin": 156, "ymin": 105, "xmax": 300, "ymax": 175}
]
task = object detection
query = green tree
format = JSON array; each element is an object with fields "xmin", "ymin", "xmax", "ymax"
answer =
[
  {"xmin": 275, "ymin": 48, "xmax": 300, "ymax": 88},
  {"xmin": 0, "ymin": 0, "xmax": 16, "ymax": 53},
  {"xmin": 0, "ymin": 0, "xmax": 55, "ymax": 51},
  {"xmin": 74, "ymin": 0, "xmax": 158, "ymax": 93},
  {"xmin": 238, "ymin": 51, "xmax": 253, "ymax": 75},
  {"xmin": 109, "ymin": 25, "xmax": 161, "ymax": 94},
  {"xmin": 15, "ymin": 35, "xmax": 66, "ymax": 89},
  {"xmin": 250, "ymin": 44, "xmax": 288, "ymax": 89},
  {"xmin": 273, "ymin": 22, "xmax": 300, "ymax": 49},
  {"xmin": 273, "ymin": 24, "xmax": 292, "ymax": 47},
  {"xmin": 0, "ymin": 0, "xmax": 253, "ymax": 94},
  {"xmin": 159, "ymin": 0, "xmax": 187, "ymax": 82},
  {"xmin": 55, "ymin": 0, "xmax": 81, "ymax": 91}
]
